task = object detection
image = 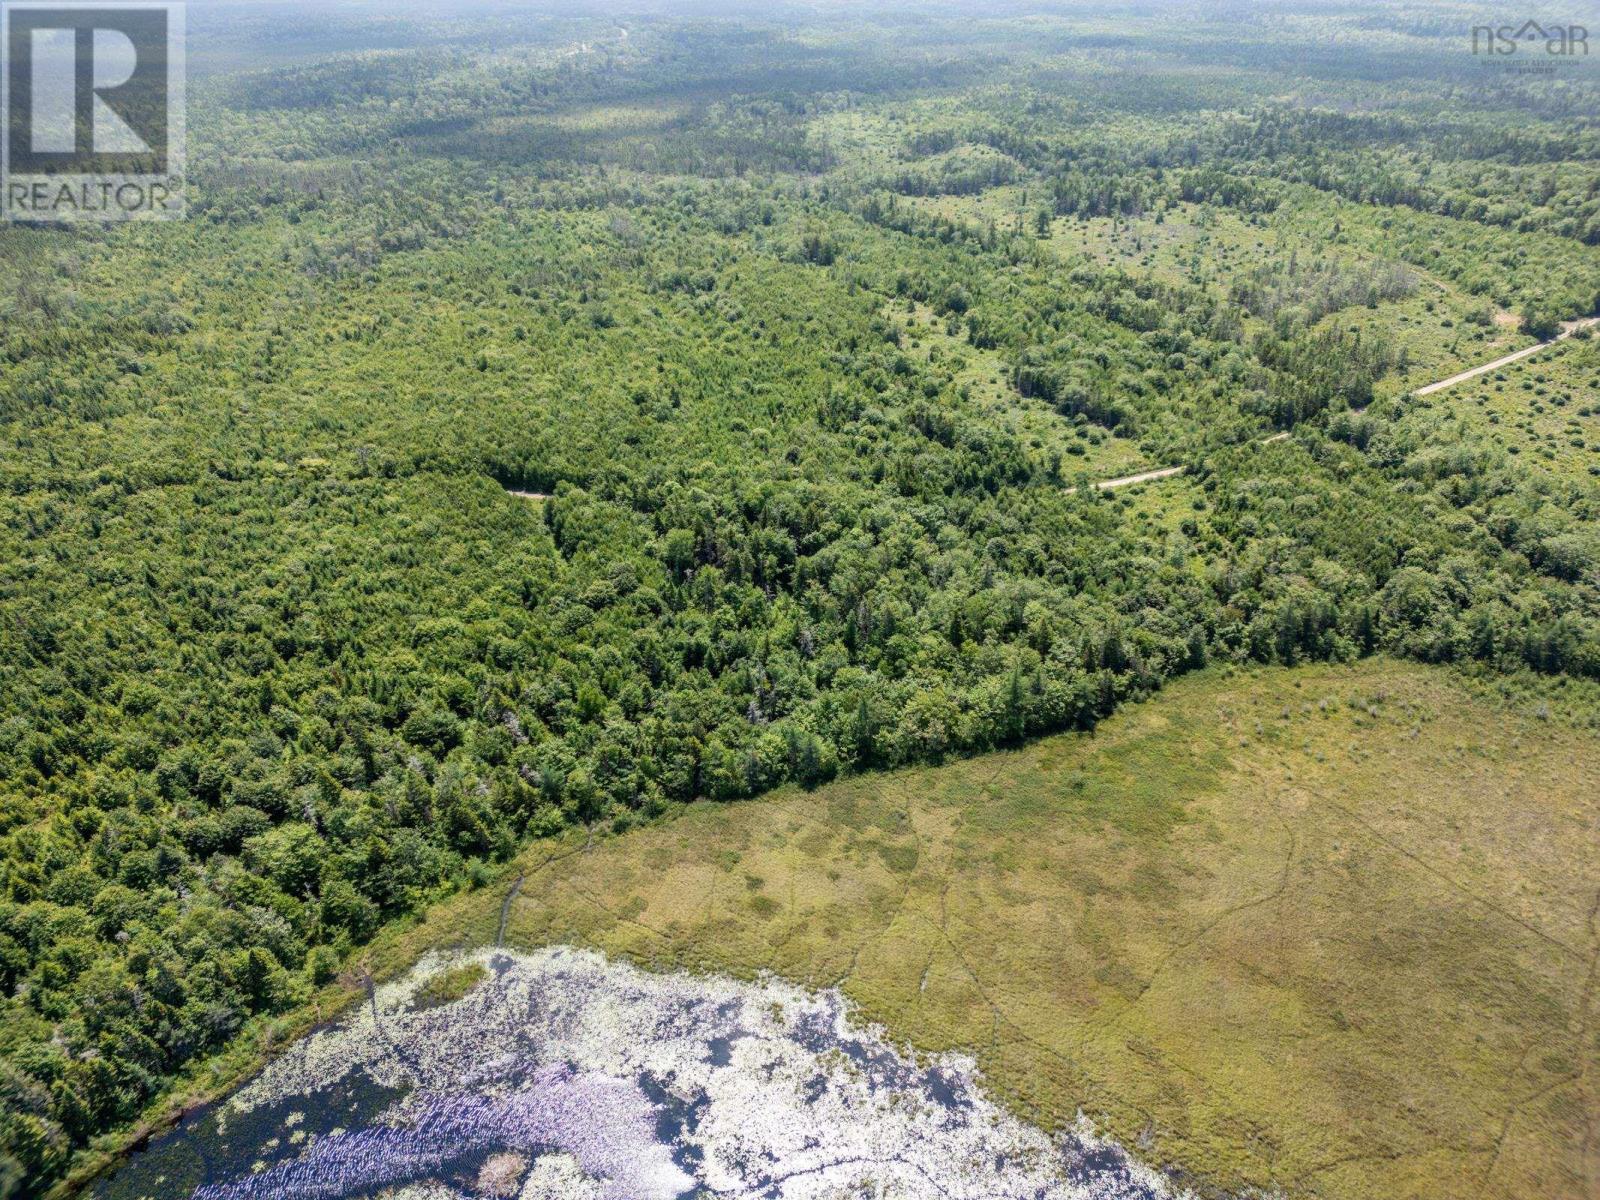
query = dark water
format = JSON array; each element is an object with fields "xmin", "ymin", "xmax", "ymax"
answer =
[
  {"xmin": 93, "ymin": 1071, "xmax": 407, "ymax": 1200},
  {"xmin": 636, "ymin": 1069, "xmax": 710, "ymax": 1191}
]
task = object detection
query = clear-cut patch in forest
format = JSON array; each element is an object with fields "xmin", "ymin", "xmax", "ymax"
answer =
[{"xmin": 94, "ymin": 948, "xmax": 1186, "ymax": 1200}]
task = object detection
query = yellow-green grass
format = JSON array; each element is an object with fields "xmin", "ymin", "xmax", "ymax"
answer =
[
  {"xmin": 484, "ymin": 659, "xmax": 1599, "ymax": 1200},
  {"xmin": 1113, "ymin": 471, "xmax": 1207, "ymax": 532},
  {"xmin": 69, "ymin": 661, "xmax": 1600, "ymax": 1200},
  {"xmin": 395, "ymin": 661, "xmax": 1599, "ymax": 1199},
  {"xmin": 1416, "ymin": 334, "xmax": 1600, "ymax": 486},
  {"xmin": 409, "ymin": 961, "xmax": 489, "ymax": 1011},
  {"xmin": 1040, "ymin": 201, "xmax": 1241, "ymax": 289}
]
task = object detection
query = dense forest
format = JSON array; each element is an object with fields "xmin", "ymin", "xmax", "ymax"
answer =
[{"xmin": 1, "ymin": 2, "xmax": 1597, "ymax": 1195}]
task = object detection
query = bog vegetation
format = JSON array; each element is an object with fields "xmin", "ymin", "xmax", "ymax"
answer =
[
  {"xmin": 467, "ymin": 660, "xmax": 1600, "ymax": 1200},
  {"xmin": 0, "ymin": 2, "xmax": 1597, "ymax": 1196}
]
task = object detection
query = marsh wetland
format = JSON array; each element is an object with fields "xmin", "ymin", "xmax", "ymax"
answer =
[{"xmin": 91, "ymin": 662, "xmax": 1600, "ymax": 1200}]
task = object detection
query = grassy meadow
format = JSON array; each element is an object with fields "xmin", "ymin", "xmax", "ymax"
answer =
[
  {"xmin": 209, "ymin": 658, "xmax": 1600, "ymax": 1200},
  {"xmin": 1414, "ymin": 334, "xmax": 1600, "ymax": 484}
]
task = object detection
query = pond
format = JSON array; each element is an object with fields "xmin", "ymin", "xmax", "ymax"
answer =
[{"xmin": 94, "ymin": 946, "xmax": 1188, "ymax": 1200}]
